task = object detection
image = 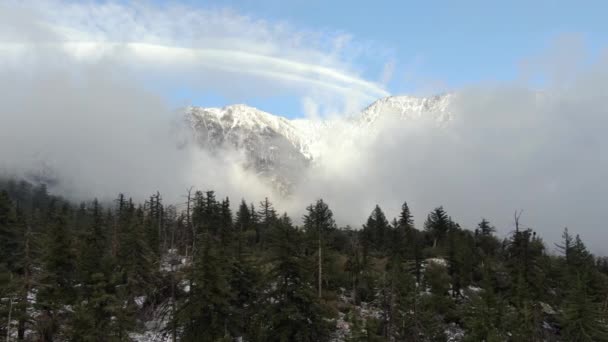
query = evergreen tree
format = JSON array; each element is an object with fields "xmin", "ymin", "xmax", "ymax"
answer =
[
  {"xmin": 476, "ymin": 218, "xmax": 495, "ymax": 236},
  {"xmin": 560, "ymin": 274, "xmax": 608, "ymax": 341},
  {"xmin": 344, "ymin": 233, "xmax": 375, "ymax": 304},
  {"xmin": 506, "ymin": 227, "xmax": 545, "ymax": 304},
  {"xmin": 257, "ymin": 197, "xmax": 276, "ymax": 248},
  {"xmin": 0, "ymin": 191, "xmax": 20, "ymax": 271},
  {"xmin": 258, "ymin": 214, "xmax": 334, "ymax": 341},
  {"xmin": 362, "ymin": 205, "xmax": 391, "ymax": 252},
  {"xmin": 78, "ymin": 200, "xmax": 108, "ymax": 287},
  {"xmin": 556, "ymin": 231, "xmax": 608, "ymax": 341},
  {"xmin": 0, "ymin": 191, "xmax": 19, "ymax": 340},
  {"xmin": 145, "ymin": 192, "xmax": 164, "ymax": 256},
  {"xmin": 395, "ymin": 201, "xmax": 416, "ymax": 260},
  {"xmin": 303, "ymin": 199, "xmax": 336, "ymax": 299},
  {"xmin": 424, "ymin": 206, "xmax": 452, "ymax": 248},
  {"xmin": 117, "ymin": 205, "xmax": 156, "ymax": 300},
  {"xmin": 219, "ymin": 197, "xmax": 233, "ymax": 248},
  {"xmin": 176, "ymin": 231, "xmax": 233, "ymax": 341},
  {"xmin": 462, "ymin": 264, "xmax": 506, "ymax": 341},
  {"xmin": 398, "ymin": 201, "xmax": 414, "ymax": 230},
  {"xmin": 36, "ymin": 201, "xmax": 77, "ymax": 341},
  {"xmin": 475, "ymin": 219, "xmax": 500, "ymax": 259},
  {"xmin": 390, "ymin": 262, "xmax": 444, "ymax": 341}
]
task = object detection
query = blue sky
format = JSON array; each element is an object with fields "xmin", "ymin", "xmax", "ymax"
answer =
[
  {"xmin": 158, "ymin": 0, "xmax": 607, "ymax": 117},
  {"xmin": 41, "ymin": 0, "xmax": 595, "ymax": 118},
  {"xmin": 3, "ymin": 0, "xmax": 608, "ymax": 251}
]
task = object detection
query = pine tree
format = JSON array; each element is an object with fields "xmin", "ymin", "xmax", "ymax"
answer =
[
  {"xmin": 560, "ymin": 274, "xmax": 608, "ymax": 341},
  {"xmin": 362, "ymin": 205, "xmax": 390, "ymax": 252},
  {"xmin": 257, "ymin": 197, "xmax": 276, "ymax": 248},
  {"xmin": 234, "ymin": 200, "xmax": 251, "ymax": 231},
  {"xmin": 475, "ymin": 218, "xmax": 500, "ymax": 259},
  {"xmin": 117, "ymin": 205, "xmax": 156, "ymax": 300},
  {"xmin": 424, "ymin": 206, "xmax": 451, "ymax": 248},
  {"xmin": 0, "ymin": 191, "xmax": 19, "ymax": 271},
  {"xmin": 219, "ymin": 197, "xmax": 233, "ymax": 249},
  {"xmin": 556, "ymin": 231, "xmax": 608, "ymax": 341},
  {"xmin": 144, "ymin": 192, "xmax": 164, "ymax": 256},
  {"xmin": 477, "ymin": 218, "xmax": 495, "ymax": 236},
  {"xmin": 227, "ymin": 249, "xmax": 260, "ymax": 340},
  {"xmin": 258, "ymin": 214, "xmax": 334, "ymax": 341},
  {"xmin": 70, "ymin": 271, "xmax": 131, "ymax": 341},
  {"xmin": 248, "ymin": 203, "xmax": 259, "ymax": 248},
  {"xmin": 234, "ymin": 199, "xmax": 251, "ymax": 256},
  {"xmin": 176, "ymin": 231, "xmax": 233, "ymax": 341},
  {"xmin": 36, "ymin": 201, "xmax": 77, "ymax": 341},
  {"xmin": 390, "ymin": 261, "xmax": 443, "ymax": 341},
  {"xmin": 446, "ymin": 226, "xmax": 462, "ymax": 297},
  {"xmin": 0, "ymin": 191, "xmax": 19, "ymax": 340},
  {"xmin": 15, "ymin": 208, "xmax": 33, "ymax": 340},
  {"xmin": 344, "ymin": 235, "xmax": 368, "ymax": 304},
  {"xmin": 303, "ymin": 199, "xmax": 336, "ymax": 299},
  {"xmin": 395, "ymin": 201, "xmax": 415, "ymax": 260},
  {"xmin": 78, "ymin": 200, "xmax": 108, "ymax": 287},
  {"xmin": 398, "ymin": 201, "xmax": 414, "ymax": 231},
  {"xmin": 506, "ymin": 227, "xmax": 545, "ymax": 303},
  {"xmin": 462, "ymin": 264, "xmax": 506, "ymax": 341}
]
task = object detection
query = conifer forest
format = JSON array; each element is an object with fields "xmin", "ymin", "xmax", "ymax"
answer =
[{"xmin": 1, "ymin": 179, "xmax": 607, "ymax": 341}]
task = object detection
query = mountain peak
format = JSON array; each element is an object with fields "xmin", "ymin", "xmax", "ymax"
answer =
[
  {"xmin": 360, "ymin": 93, "xmax": 454, "ymax": 125},
  {"xmin": 185, "ymin": 93, "xmax": 454, "ymax": 194}
]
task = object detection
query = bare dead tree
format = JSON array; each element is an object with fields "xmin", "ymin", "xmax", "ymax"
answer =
[{"xmin": 514, "ymin": 209, "xmax": 524, "ymax": 233}]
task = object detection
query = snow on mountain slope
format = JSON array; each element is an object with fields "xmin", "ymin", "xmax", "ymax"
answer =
[
  {"xmin": 185, "ymin": 94, "xmax": 454, "ymax": 194},
  {"xmin": 186, "ymin": 104, "xmax": 312, "ymax": 195},
  {"xmin": 360, "ymin": 94, "xmax": 453, "ymax": 126}
]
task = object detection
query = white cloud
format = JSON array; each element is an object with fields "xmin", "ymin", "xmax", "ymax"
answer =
[
  {"xmin": 1, "ymin": 0, "xmax": 389, "ymax": 116},
  {"xmin": 279, "ymin": 44, "xmax": 608, "ymax": 254},
  {"xmin": 2, "ymin": 1, "xmax": 607, "ymax": 255},
  {"xmin": 380, "ymin": 58, "xmax": 396, "ymax": 85}
]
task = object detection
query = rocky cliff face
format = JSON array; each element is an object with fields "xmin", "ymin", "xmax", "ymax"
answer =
[{"xmin": 185, "ymin": 94, "xmax": 453, "ymax": 194}]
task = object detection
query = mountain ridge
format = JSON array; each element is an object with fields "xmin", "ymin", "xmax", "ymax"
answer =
[{"xmin": 185, "ymin": 94, "xmax": 454, "ymax": 194}]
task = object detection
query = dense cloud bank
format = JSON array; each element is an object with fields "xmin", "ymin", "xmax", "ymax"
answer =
[{"xmin": 1, "ymin": 1, "xmax": 607, "ymax": 253}]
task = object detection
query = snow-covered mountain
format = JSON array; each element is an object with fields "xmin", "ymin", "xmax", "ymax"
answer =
[{"xmin": 186, "ymin": 94, "xmax": 453, "ymax": 194}]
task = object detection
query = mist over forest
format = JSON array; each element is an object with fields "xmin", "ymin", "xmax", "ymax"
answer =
[{"xmin": 1, "ymin": 1, "xmax": 608, "ymax": 341}]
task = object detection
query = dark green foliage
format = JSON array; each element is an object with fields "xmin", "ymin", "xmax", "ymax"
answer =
[
  {"xmin": 462, "ymin": 265, "xmax": 507, "ymax": 342},
  {"xmin": 256, "ymin": 197, "xmax": 276, "ymax": 248},
  {"xmin": 345, "ymin": 234, "xmax": 374, "ymax": 304},
  {"xmin": 235, "ymin": 199, "xmax": 251, "ymax": 231},
  {"xmin": 219, "ymin": 197, "xmax": 233, "ymax": 247},
  {"xmin": 303, "ymin": 199, "xmax": 336, "ymax": 299},
  {"xmin": 70, "ymin": 271, "xmax": 132, "ymax": 342},
  {"xmin": 560, "ymin": 274, "xmax": 608, "ymax": 341},
  {"xmin": 117, "ymin": 205, "xmax": 157, "ymax": 298},
  {"xmin": 398, "ymin": 201, "xmax": 414, "ymax": 230},
  {"xmin": 0, "ymin": 191, "xmax": 20, "ymax": 271},
  {"xmin": 257, "ymin": 214, "xmax": 335, "ymax": 341},
  {"xmin": 361, "ymin": 205, "xmax": 391, "ymax": 252},
  {"xmin": 424, "ymin": 206, "xmax": 453, "ymax": 249},
  {"xmin": 176, "ymin": 233, "xmax": 233, "ymax": 341},
  {"xmin": 506, "ymin": 227, "xmax": 546, "ymax": 304},
  {"xmin": 475, "ymin": 218, "xmax": 500, "ymax": 259},
  {"xmin": 0, "ymin": 178, "xmax": 607, "ymax": 341},
  {"xmin": 38, "ymin": 202, "xmax": 77, "ymax": 304},
  {"xmin": 554, "ymin": 229, "xmax": 608, "ymax": 341}
]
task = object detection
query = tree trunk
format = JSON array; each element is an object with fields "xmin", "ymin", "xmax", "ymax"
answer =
[
  {"xmin": 318, "ymin": 236, "xmax": 322, "ymax": 299},
  {"xmin": 6, "ymin": 296, "xmax": 13, "ymax": 342},
  {"xmin": 17, "ymin": 225, "xmax": 33, "ymax": 341},
  {"xmin": 171, "ymin": 270, "xmax": 177, "ymax": 342},
  {"xmin": 186, "ymin": 187, "xmax": 194, "ymax": 257}
]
